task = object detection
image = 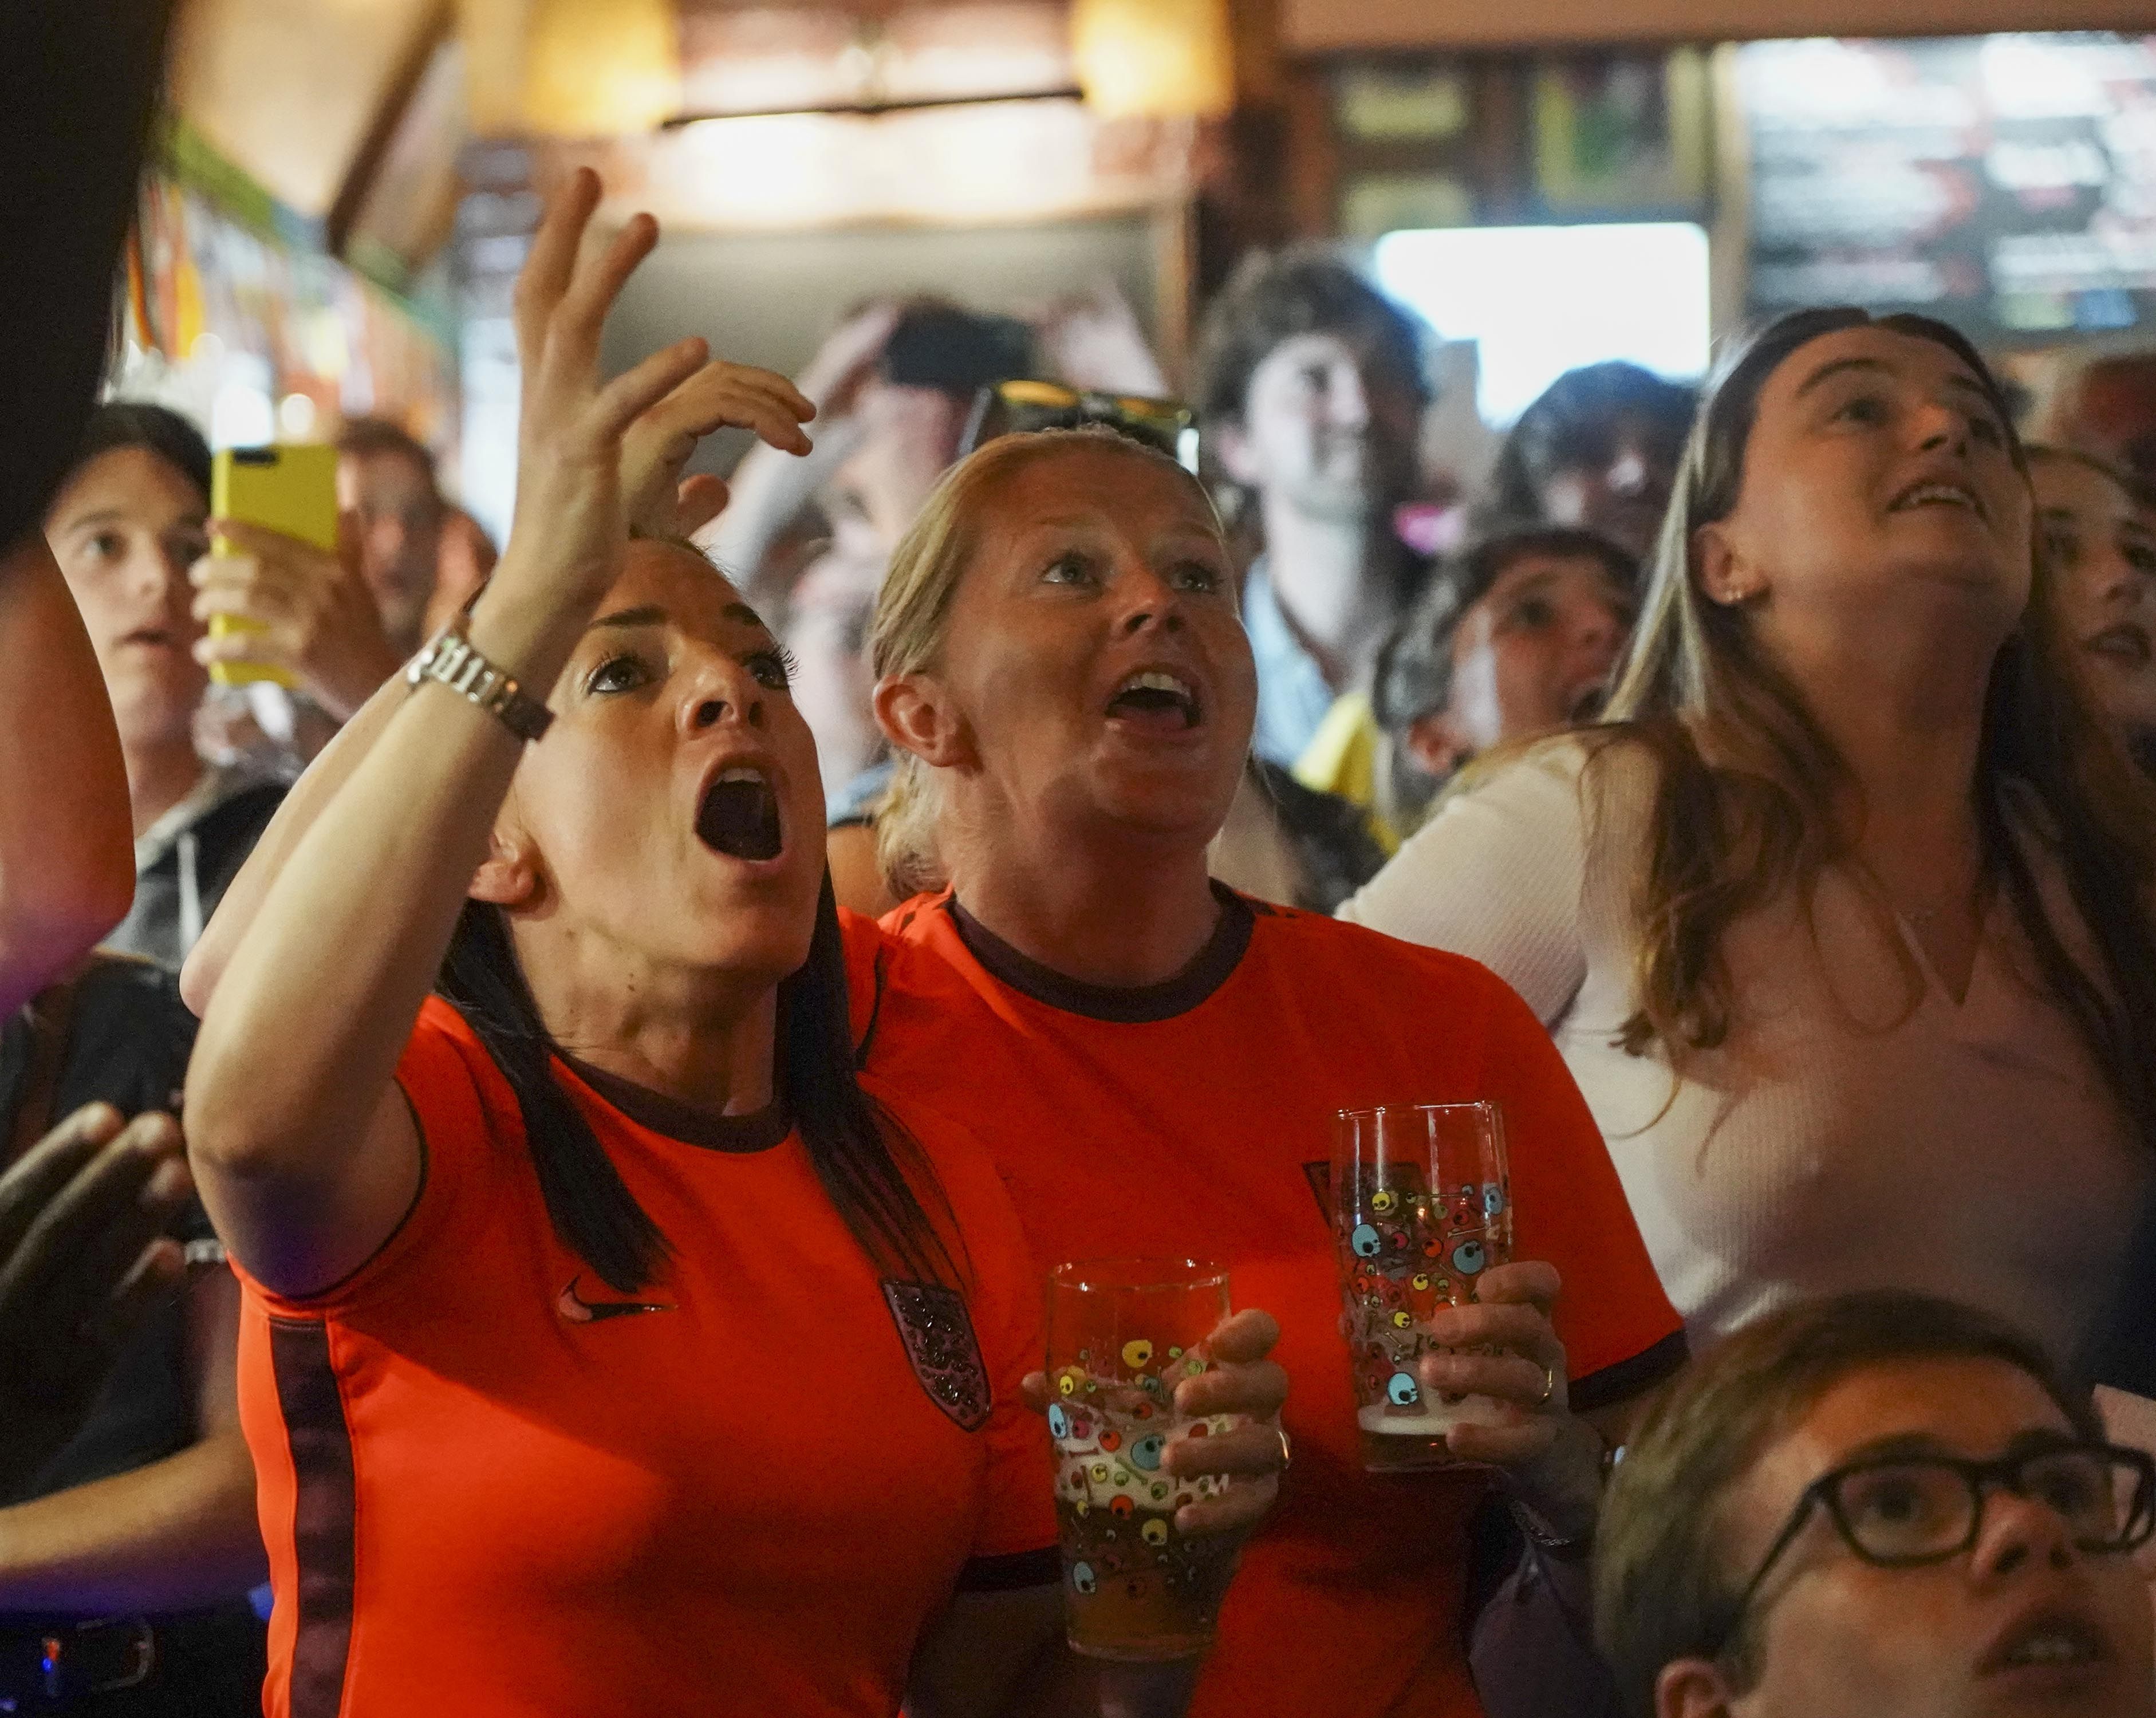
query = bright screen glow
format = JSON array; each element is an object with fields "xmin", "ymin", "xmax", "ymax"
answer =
[{"xmin": 1373, "ymin": 223, "xmax": 1712, "ymax": 425}]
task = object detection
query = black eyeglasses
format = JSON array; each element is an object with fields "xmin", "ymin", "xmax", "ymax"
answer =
[
  {"xmin": 1712, "ymin": 1439, "xmax": 2156, "ymax": 1656},
  {"xmin": 961, "ymin": 379, "xmax": 1199, "ymax": 471}
]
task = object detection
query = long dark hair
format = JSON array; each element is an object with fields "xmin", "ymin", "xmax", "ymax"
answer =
[
  {"xmin": 1598, "ymin": 306, "xmax": 2156, "ymax": 1154},
  {"xmin": 437, "ymin": 877, "xmax": 963, "ymax": 1295}
]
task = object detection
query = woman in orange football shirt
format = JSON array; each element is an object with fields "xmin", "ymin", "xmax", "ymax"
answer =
[
  {"xmin": 183, "ymin": 175, "xmax": 1263, "ymax": 1718},
  {"xmin": 848, "ymin": 425, "xmax": 1685, "ymax": 1718},
  {"xmin": 193, "ymin": 420, "xmax": 1666, "ymax": 1716}
]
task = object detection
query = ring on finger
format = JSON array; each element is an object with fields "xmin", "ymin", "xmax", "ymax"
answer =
[{"xmin": 1535, "ymin": 1364, "xmax": 1555, "ymax": 1409}]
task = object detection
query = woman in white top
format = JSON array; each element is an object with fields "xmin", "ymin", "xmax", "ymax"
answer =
[{"xmin": 1342, "ymin": 306, "xmax": 2156, "ymax": 1361}]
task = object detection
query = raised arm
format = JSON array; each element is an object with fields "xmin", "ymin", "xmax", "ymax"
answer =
[
  {"xmin": 178, "ymin": 668, "xmax": 402, "ymax": 1018},
  {"xmin": 0, "ymin": 534, "xmax": 135, "ymax": 1015},
  {"xmin": 180, "ymin": 328, "xmax": 815, "ymax": 1020},
  {"xmin": 703, "ymin": 302, "xmax": 895, "ymax": 599},
  {"xmin": 183, "ymin": 172, "xmax": 810, "ymax": 1297}
]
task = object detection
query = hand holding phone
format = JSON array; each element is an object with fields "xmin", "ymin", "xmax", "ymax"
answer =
[
  {"xmin": 203, "ymin": 445, "xmax": 340, "ymax": 690},
  {"xmin": 194, "ymin": 446, "xmax": 400, "ymax": 720}
]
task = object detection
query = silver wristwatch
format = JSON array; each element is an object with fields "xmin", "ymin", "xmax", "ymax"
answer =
[{"xmin": 405, "ymin": 616, "xmax": 554, "ymax": 742}]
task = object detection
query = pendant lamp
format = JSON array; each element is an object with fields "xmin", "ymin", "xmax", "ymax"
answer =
[
  {"xmin": 460, "ymin": 0, "xmax": 681, "ymax": 137},
  {"xmin": 1070, "ymin": 0, "xmax": 1234, "ymax": 121}
]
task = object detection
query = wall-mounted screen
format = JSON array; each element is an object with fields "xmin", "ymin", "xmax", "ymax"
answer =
[
  {"xmin": 1372, "ymin": 221, "xmax": 1711, "ymax": 424},
  {"xmin": 1740, "ymin": 33, "xmax": 2156, "ymax": 342}
]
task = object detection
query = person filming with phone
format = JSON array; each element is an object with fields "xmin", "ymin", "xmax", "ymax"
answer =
[
  {"xmin": 41, "ymin": 405, "xmax": 287, "ymax": 968},
  {"xmin": 187, "ymin": 424, "xmax": 428, "ymax": 776}
]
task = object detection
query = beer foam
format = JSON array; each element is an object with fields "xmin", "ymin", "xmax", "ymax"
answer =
[{"xmin": 1357, "ymin": 1397, "xmax": 1508, "ymax": 1435}]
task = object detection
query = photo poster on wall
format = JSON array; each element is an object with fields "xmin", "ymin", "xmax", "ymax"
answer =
[
  {"xmin": 121, "ymin": 176, "xmax": 458, "ymax": 460},
  {"xmin": 1534, "ymin": 51, "xmax": 1711, "ymax": 216},
  {"xmin": 1740, "ymin": 33, "xmax": 2156, "ymax": 344}
]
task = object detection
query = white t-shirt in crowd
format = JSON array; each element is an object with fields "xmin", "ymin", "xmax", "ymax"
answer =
[{"xmin": 1338, "ymin": 736, "xmax": 2147, "ymax": 1363}]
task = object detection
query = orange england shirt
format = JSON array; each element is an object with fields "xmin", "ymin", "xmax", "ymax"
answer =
[
  {"xmin": 849, "ymin": 886, "xmax": 1685, "ymax": 1718},
  {"xmin": 235, "ymin": 994, "xmax": 1056, "ymax": 1718}
]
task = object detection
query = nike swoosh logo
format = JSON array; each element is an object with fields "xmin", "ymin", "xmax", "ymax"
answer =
[{"xmin": 557, "ymin": 1275, "xmax": 676, "ymax": 1323}]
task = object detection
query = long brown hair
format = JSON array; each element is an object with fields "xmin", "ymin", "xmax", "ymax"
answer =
[{"xmin": 1595, "ymin": 306, "xmax": 2156, "ymax": 1151}]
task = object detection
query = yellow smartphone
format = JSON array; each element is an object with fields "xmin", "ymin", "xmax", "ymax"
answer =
[{"xmin": 208, "ymin": 443, "xmax": 340, "ymax": 687}]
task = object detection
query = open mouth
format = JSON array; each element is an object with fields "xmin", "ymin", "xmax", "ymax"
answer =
[
  {"xmin": 1889, "ymin": 479, "xmax": 1988, "ymax": 522},
  {"xmin": 695, "ymin": 765, "xmax": 783, "ymax": 862},
  {"xmin": 1984, "ymin": 1609, "xmax": 2110, "ymax": 1677},
  {"xmin": 1567, "ymin": 681, "xmax": 1611, "ymax": 724},
  {"xmin": 121, "ymin": 627, "xmax": 175, "ymax": 649},
  {"xmin": 1105, "ymin": 669, "xmax": 1203, "ymax": 733},
  {"xmin": 2088, "ymin": 624, "xmax": 2152, "ymax": 668}
]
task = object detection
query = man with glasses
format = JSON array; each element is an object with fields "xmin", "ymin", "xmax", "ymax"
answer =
[{"xmin": 1594, "ymin": 1290, "xmax": 2154, "ymax": 1718}]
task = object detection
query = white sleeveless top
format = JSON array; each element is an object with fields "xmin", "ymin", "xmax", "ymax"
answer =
[{"xmin": 1339, "ymin": 738, "xmax": 2147, "ymax": 1362}]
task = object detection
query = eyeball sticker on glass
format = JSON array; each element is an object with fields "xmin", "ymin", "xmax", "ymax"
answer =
[
  {"xmin": 1046, "ymin": 1259, "xmax": 1241, "ymax": 1662},
  {"xmin": 1331, "ymin": 1104, "xmax": 1514, "ymax": 1475}
]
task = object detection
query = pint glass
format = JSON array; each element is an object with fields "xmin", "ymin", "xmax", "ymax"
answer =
[
  {"xmin": 1045, "ymin": 1259, "xmax": 1240, "ymax": 1660},
  {"xmin": 1331, "ymin": 1102, "xmax": 1513, "ymax": 1473}
]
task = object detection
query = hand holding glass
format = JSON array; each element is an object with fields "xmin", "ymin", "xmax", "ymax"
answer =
[
  {"xmin": 1331, "ymin": 1102, "xmax": 1513, "ymax": 1473},
  {"xmin": 1045, "ymin": 1259, "xmax": 1243, "ymax": 1661}
]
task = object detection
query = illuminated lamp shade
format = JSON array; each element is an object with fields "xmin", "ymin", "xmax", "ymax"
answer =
[
  {"xmin": 459, "ymin": 0, "xmax": 682, "ymax": 137},
  {"xmin": 1070, "ymin": 0, "xmax": 1233, "ymax": 121}
]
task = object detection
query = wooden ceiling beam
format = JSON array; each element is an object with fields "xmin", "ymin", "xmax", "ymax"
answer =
[
  {"xmin": 326, "ymin": 0, "xmax": 455, "ymax": 260},
  {"xmin": 1283, "ymin": 0, "xmax": 2156, "ymax": 52}
]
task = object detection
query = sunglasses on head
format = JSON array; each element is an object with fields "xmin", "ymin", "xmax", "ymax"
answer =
[{"xmin": 961, "ymin": 380, "xmax": 1200, "ymax": 473}]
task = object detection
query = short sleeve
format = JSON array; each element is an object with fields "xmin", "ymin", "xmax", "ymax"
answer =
[
  {"xmin": 39, "ymin": 956, "xmax": 197, "ymax": 1121},
  {"xmin": 234, "ymin": 996, "xmax": 497, "ymax": 1317},
  {"xmin": 959, "ymin": 1172, "xmax": 1059, "ymax": 1568},
  {"xmin": 1338, "ymin": 744, "xmax": 1590, "ymax": 1026},
  {"xmin": 1469, "ymin": 967, "xmax": 1685, "ymax": 1409},
  {"xmin": 839, "ymin": 908, "xmax": 902, "ymax": 1053},
  {"xmin": 874, "ymin": 1083, "xmax": 1058, "ymax": 1575}
]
